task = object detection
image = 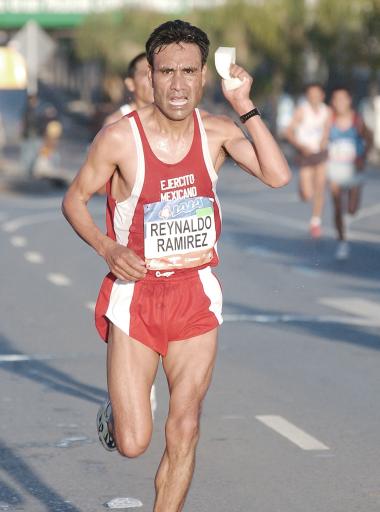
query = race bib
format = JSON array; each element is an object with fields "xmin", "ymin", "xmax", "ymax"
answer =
[
  {"xmin": 329, "ymin": 138, "xmax": 357, "ymax": 164},
  {"xmin": 144, "ymin": 197, "xmax": 216, "ymax": 270}
]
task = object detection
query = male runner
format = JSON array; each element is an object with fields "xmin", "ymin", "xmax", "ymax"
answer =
[
  {"xmin": 286, "ymin": 83, "xmax": 330, "ymax": 238},
  {"xmin": 62, "ymin": 19, "xmax": 291, "ymax": 512},
  {"xmin": 104, "ymin": 52, "xmax": 153, "ymax": 126},
  {"xmin": 327, "ymin": 86, "xmax": 372, "ymax": 260}
]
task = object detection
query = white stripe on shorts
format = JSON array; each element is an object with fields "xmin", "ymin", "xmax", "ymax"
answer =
[
  {"xmin": 105, "ymin": 280, "xmax": 136, "ymax": 336},
  {"xmin": 198, "ymin": 267, "xmax": 223, "ymax": 325}
]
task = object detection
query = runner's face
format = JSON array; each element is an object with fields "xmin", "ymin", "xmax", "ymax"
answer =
[
  {"xmin": 306, "ymin": 86, "xmax": 325, "ymax": 106},
  {"xmin": 127, "ymin": 58, "xmax": 154, "ymax": 106},
  {"xmin": 149, "ymin": 43, "xmax": 206, "ymax": 121},
  {"xmin": 331, "ymin": 90, "xmax": 352, "ymax": 115}
]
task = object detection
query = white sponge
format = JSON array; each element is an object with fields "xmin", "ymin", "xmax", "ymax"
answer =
[{"xmin": 214, "ymin": 47, "xmax": 244, "ymax": 91}]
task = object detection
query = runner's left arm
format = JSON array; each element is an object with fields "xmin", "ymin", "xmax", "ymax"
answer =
[
  {"xmin": 356, "ymin": 115, "xmax": 373, "ymax": 170},
  {"xmin": 221, "ymin": 64, "xmax": 291, "ymax": 188}
]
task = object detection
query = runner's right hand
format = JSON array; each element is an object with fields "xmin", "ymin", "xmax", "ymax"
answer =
[{"xmin": 104, "ymin": 241, "xmax": 147, "ymax": 281}]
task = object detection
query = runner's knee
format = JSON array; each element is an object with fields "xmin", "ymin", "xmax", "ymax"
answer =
[
  {"xmin": 114, "ymin": 428, "xmax": 151, "ymax": 458},
  {"xmin": 112, "ymin": 415, "xmax": 153, "ymax": 457},
  {"xmin": 166, "ymin": 413, "xmax": 200, "ymax": 453}
]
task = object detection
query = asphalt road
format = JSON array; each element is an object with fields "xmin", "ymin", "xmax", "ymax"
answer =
[{"xmin": 0, "ymin": 160, "xmax": 379, "ymax": 512}]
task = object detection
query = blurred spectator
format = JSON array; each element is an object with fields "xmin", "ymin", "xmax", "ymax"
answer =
[
  {"xmin": 21, "ymin": 94, "xmax": 45, "ymax": 177},
  {"xmin": 0, "ymin": 112, "xmax": 5, "ymax": 170},
  {"xmin": 21, "ymin": 95, "xmax": 62, "ymax": 179},
  {"xmin": 33, "ymin": 110, "xmax": 63, "ymax": 179},
  {"xmin": 276, "ymin": 92, "xmax": 295, "ymax": 139}
]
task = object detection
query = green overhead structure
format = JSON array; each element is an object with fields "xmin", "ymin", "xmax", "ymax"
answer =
[{"xmin": 0, "ymin": 0, "xmax": 130, "ymax": 29}]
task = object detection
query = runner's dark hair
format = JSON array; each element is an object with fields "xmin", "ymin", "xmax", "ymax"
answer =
[
  {"xmin": 146, "ymin": 19, "xmax": 209, "ymax": 67},
  {"xmin": 330, "ymin": 84, "xmax": 352, "ymax": 96},
  {"xmin": 303, "ymin": 82, "xmax": 325, "ymax": 93},
  {"xmin": 126, "ymin": 52, "xmax": 147, "ymax": 79}
]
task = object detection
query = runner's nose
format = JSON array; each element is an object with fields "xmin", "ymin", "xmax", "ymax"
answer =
[{"xmin": 170, "ymin": 70, "xmax": 185, "ymax": 91}]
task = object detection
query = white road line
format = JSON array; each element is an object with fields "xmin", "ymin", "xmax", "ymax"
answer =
[
  {"xmin": 256, "ymin": 415, "xmax": 329, "ymax": 451},
  {"xmin": 85, "ymin": 302, "xmax": 96, "ymax": 311},
  {"xmin": 223, "ymin": 312, "xmax": 380, "ymax": 327},
  {"xmin": 47, "ymin": 273, "xmax": 71, "ymax": 286},
  {"xmin": 24, "ymin": 251, "xmax": 44, "ymax": 264},
  {"xmin": 0, "ymin": 353, "xmax": 102, "ymax": 363},
  {"xmin": 222, "ymin": 201, "xmax": 380, "ymax": 244},
  {"xmin": 319, "ymin": 297, "xmax": 380, "ymax": 326},
  {"xmin": 0, "ymin": 354, "xmax": 54, "ymax": 363},
  {"xmin": 1, "ymin": 206, "xmax": 104, "ymax": 233},
  {"xmin": 10, "ymin": 236, "xmax": 27, "ymax": 247},
  {"xmin": 2, "ymin": 212, "xmax": 63, "ymax": 233}
]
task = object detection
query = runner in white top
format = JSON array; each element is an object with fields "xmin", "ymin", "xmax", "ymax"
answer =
[
  {"xmin": 103, "ymin": 52, "xmax": 154, "ymax": 126},
  {"xmin": 286, "ymin": 83, "xmax": 331, "ymax": 238}
]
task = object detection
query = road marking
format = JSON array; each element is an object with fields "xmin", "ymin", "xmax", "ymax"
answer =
[
  {"xmin": 10, "ymin": 235, "xmax": 27, "ymax": 247},
  {"xmin": 0, "ymin": 352, "xmax": 103, "ymax": 364},
  {"xmin": 47, "ymin": 273, "xmax": 71, "ymax": 286},
  {"xmin": 256, "ymin": 415, "xmax": 329, "ymax": 450},
  {"xmin": 319, "ymin": 297, "xmax": 380, "ymax": 327},
  {"xmin": 224, "ymin": 312, "xmax": 379, "ymax": 328},
  {"xmin": 1, "ymin": 206, "xmax": 103, "ymax": 233},
  {"xmin": 0, "ymin": 354, "xmax": 54, "ymax": 363},
  {"xmin": 222, "ymin": 201, "xmax": 380, "ymax": 244},
  {"xmin": 56, "ymin": 436, "xmax": 90, "ymax": 448},
  {"xmin": 105, "ymin": 497, "xmax": 143, "ymax": 509},
  {"xmin": 24, "ymin": 251, "xmax": 44, "ymax": 264},
  {"xmin": 2, "ymin": 212, "xmax": 64, "ymax": 232},
  {"xmin": 85, "ymin": 302, "xmax": 96, "ymax": 311}
]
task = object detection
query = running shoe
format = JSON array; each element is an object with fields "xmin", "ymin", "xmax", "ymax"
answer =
[
  {"xmin": 310, "ymin": 223, "xmax": 322, "ymax": 239},
  {"xmin": 96, "ymin": 399, "xmax": 117, "ymax": 451},
  {"xmin": 335, "ymin": 241, "xmax": 350, "ymax": 260}
]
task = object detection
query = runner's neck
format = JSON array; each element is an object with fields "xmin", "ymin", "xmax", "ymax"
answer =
[{"xmin": 151, "ymin": 104, "xmax": 195, "ymax": 138}]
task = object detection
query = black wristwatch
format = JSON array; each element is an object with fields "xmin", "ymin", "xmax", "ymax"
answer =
[{"xmin": 240, "ymin": 107, "xmax": 261, "ymax": 123}]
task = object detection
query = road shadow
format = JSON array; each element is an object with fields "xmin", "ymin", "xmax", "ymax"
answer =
[
  {"xmin": 224, "ymin": 301, "xmax": 380, "ymax": 352},
  {"xmin": 0, "ymin": 332, "xmax": 106, "ymax": 405},
  {"xmin": 0, "ymin": 438, "xmax": 81, "ymax": 511},
  {"xmin": 221, "ymin": 220, "xmax": 380, "ymax": 284}
]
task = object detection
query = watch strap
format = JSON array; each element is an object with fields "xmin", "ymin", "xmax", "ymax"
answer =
[{"xmin": 240, "ymin": 107, "xmax": 261, "ymax": 123}]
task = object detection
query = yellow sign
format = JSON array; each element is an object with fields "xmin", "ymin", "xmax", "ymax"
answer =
[{"xmin": 0, "ymin": 47, "xmax": 27, "ymax": 89}]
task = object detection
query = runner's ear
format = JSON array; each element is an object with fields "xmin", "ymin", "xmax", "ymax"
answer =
[
  {"xmin": 125, "ymin": 77, "xmax": 135, "ymax": 93},
  {"xmin": 147, "ymin": 65, "xmax": 153, "ymax": 87}
]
